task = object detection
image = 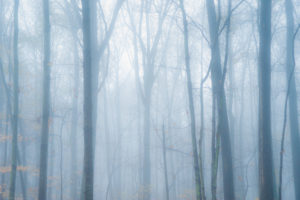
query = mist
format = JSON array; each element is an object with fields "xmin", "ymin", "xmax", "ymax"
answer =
[{"xmin": 0, "ymin": 0, "xmax": 300, "ymax": 199}]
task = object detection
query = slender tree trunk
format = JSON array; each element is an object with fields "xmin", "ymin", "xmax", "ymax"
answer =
[
  {"xmin": 18, "ymin": 120, "xmax": 27, "ymax": 200},
  {"xmin": 238, "ymin": 66, "xmax": 246, "ymax": 199},
  {"xmin": 0, "ymin": 58, "xmax": 11, "ymax": 200},
  {"xmin": 115, "ymin": 68, "xmax": 123, "ymax": 200},
  {"xmin": 0, "ymin": 105, "xmax": 9, "ymax": 200},
  {"xmin": 8, "ymin": 0, "xmax": 19, "ymax": 198},
  {"xmin": 142, "ymin": 92, "xmax": 151, "ymax": 200},
  {"xmin": 179, "ymin": 1, "xmax": 202, "ymax": 199},
  {"xmin": 90, "ymin": 0, "xmax": 98, "ymax": 162},
  {"xmin": 199, "ymin": 47, "xmax": 209, "ymax": 200},
  {"xmin": 284, "ymin": 1, "xmax": 300, "ymax": 199},
  {"xmin": 47, "ymin": 126, "xmax": 54, "ymax": 200},
  {"xmin": 103, "ymin": 86, "xmax": 112, "ymax": 199},
  {"xmin": 70, "ymin": 28, "xmax": 80, "ymax": 200},
  {"xmin": 17, "ymin": 146, "xmax": 27, "ymax": 200},
  {"xmin": 81, "ymin": 0, "xmax": 94, "ymax": 199},
  {"xmin": 38, "ymin": 0, "xmax": 51, "ymax": 198},
  {"xmin": 162, "ymin": 124, "xmax": 170, "ymax": 200},
  {"xmin": 258, "ymin": 0, "xmax": 274, "ymax": 199},
  {"xmin": 211, "ymin": 94, "xmax": 216, "ymax": 200}
]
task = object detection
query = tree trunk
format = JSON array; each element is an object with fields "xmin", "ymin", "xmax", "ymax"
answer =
[
  {"xmin": 211, "ymin": 94, "xmax": 219, "ymax": 200},
  {"xmin": 162, "ymin": 124, "xmax": 170, "ymax": 200},
  {"xmin": 205, "ymin": 0, "xmax": 235, "ymax": 199},
  {"xmin": 258, "ymin": 0, "xmax": 274, "ymax": 199},
  {"xmin": 37, "ymin": 0, "xmax": 51, "ymax": 198},
  {"xmin": 17, "ymin": 146, "xmax": 27, "ymax": 200},
  {"xmin": 142, "ymin": 93, "xmax": 151, "ymax": 200},
  {"xmin": 8, "ymin": 0, "xmax": 19, "ymax": 198},
  {"xmin": 70, "ymin": 28, "xmax": 80, "ymax": 200},
  {"xmin": 115, "ymin": 67, "xmax": 123, "ymax": 200},
  {"xmin": 179, "ymin": 1, "xmax": 203, "ymax": 199},
  {"xmin": 0, "ymin": 105, "xmax": 9, "ymax": 200},
  {"xmin": 284, "ymin": 0, "xmax": 300, "ymax": 199},
  {"xmin": 81, "ymin": 0, "xmax": 94, "ymax": 199},
  {"xmin": 103, "ymin": 86, "xmax": 112, "ymax": 199}
]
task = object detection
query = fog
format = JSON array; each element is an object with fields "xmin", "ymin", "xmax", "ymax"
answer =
[{"xmin": 0, "ymin": 0, "xmax": 300, "ymax": 199}]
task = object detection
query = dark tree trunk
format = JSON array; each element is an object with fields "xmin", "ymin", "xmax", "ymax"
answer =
[
  {"xmin": 284, "ymin": 0, "xmax": 300, "ymax": 199},
  {"xmin": 37, "ymin": 0, "xmax": 51, "ymax": 198},
  {"xmin": 81, "ymin": 0, "xmax": 94, "ymax": 199},
  {"xmin": 258, "ymin": 0, "xmax": 274, "ymax": 199},
  {"xmin": 8, "ymin": 0, "xmax": 19, "ymax": 199},
  {"xmin": 205, "ymin": 0, "xmax": 235, "ymax": 199},
  {"xmin": 80, "ymin": 1, "xmax": 123, "ymax": 197}
]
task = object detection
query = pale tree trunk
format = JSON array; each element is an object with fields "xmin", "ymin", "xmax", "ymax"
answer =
[
  {"xmin": 179, "ymin": 0, "xmax": 203, "ymax": 199},
  {"xmin": 0, "ymin": 104, "xmax": 9, "ymax": 200},
  {"xmin": 162, "ymin": 124, "xmax": 170, "ymax": 200},
  {"xmin": 142, "ymin": 92, "xmax": 151, "ymax": 200},
  {"xmin": 127, "ymin": 1, "xmax": 169, "ymax": 198},
  {"xmin": 115, "ymin": 67, "xmax": 123, "ymax": 199},
  {"xmin": 0, "ymin": 58, "xmax": 11, "ymax": 200},
  {"xmin": 103, "ymin": 86, "xmax": 112, "ymax": 199},
  {"xmin": 211, "ymin": 94, "xmax": 220, "ymax": 200},
  {"xmin": 70, "ymin": 28, "xmax": 80, "ymax": 200},
  {"xmin": 9, "ymin": 0, "xmax": 19, "ymax": 199}
]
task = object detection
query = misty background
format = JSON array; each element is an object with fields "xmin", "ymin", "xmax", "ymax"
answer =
[{"xmin": 0, "ymin": 0, "xmax": 300, "ymax": 199}]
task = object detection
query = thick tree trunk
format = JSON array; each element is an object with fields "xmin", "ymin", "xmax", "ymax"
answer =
[
  {"xmin": 38, "ymin": 0, "xmax": 51, "ymax": 198},
  {"xmin": 8, "ymin": 0, "xmax": 19, "ymax": 199},
  {"xmin": 80, "ymin": 1, "xmax": 123, "ymax": 197},
  {"xmin": 179, "ymin": 1, "xmax": 203, "ymax": 199},
  {"xmin": 205, "ymin": 0, "xmax": 235, "ymax": 199},
  {"xmin": 284, "ymin": 0, "xmax": 300, "ymax": 199},
  {"xmin": 258, "ymin": 0, "xmax": 274, "ymax": 199},
  {"xmin": 81, "ymin": 0, "xmax": 94, "ymax": 199}
]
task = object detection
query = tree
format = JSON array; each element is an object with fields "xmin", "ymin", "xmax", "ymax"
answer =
[
  {"xmin": 63, "ymin": 0, "xmax": 81, "ymax": 198},
  {"xmin": 258, "ymin": 0, "xmax": 274, "ymax": 199},
  {"xmin": 8, "ymin": 0, "xmax": 19, "ymax": 199},
  {"xmin": 179, "ymin": 0, "xmax": 203, "ymax": 199},
  {"xmin": 80, "ymin": 1, "xmax": 124, "ymax": 199},
  {"xmin": 81, "ymin": 0, "xmax": 94, "ymax": 199},
  {"xmin": 284, "ymin": 0, "xmax": 300, "ymax": 199},
  {"xmin": 161, "ymin": 124, "xmax": 170, "ymax": 200},
  {"xmin": 37, "ymin": 0, "xmax": 51, "ymax": 198},
  {"xmin": 205, "ymin": 0, "xmax": 235, "ymax": 199},
  {"xmin": 127, "ymin": 1, "xmax": 170, "ymax": 199}
]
